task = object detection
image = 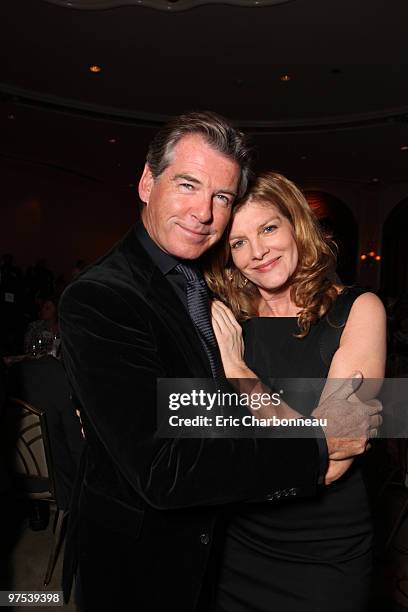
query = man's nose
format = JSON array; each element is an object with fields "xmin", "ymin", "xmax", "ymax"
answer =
[{"xmin": 191, "ymin": 194, "xmax": 213, "ymax": 224}]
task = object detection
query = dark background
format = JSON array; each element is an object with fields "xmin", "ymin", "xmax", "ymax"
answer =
[{"xmin": 0, "ymin": 0, "xmax": 407, "ymax": 296}]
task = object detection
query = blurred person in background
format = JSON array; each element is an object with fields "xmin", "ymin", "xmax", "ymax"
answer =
[{"xmin": 24, "ymin": 294, "xmax": 60, "ymax": 358}]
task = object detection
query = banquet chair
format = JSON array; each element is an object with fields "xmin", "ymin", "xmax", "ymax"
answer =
[
  {"xmin": 3, "ymin": 396, "xmax": 68, "ymax": 586},
  {"xmin": 383, "ymin": 439, "xmax": 408, "ymax": 550}
]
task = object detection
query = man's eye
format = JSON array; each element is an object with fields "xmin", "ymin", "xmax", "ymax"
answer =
[
  {"xmin": 215, "ymin": 194, "xmax": 231, "ymax": 206},
  {"xmin": 263, "ymin": 224, "xmax": 277, "ymax": 233},
  {"xmin": 180, "ymin": 183, "xmax": 194, "ymax": 191},
  {"xmin": 231, "ymin": 240, "xmax": 244, "ymax": 249}
]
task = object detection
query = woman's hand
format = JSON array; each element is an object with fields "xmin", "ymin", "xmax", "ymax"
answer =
[{"xmin": 211, "ymin": 300, "xmax": 248, "ymax": 378}]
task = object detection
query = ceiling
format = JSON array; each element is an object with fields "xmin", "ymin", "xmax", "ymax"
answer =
[{"xmin": 1, "ymin": 0, "xmax": 407, "ymax": 188}]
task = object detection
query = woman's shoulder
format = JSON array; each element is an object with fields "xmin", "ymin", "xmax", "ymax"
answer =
[
  {"xmin": 345, "ymin": 289, "xmax": 386, "ymax": 324},
  {"xmin": 318, "ymin": 287, "xmax": 386, "ymax": 368},
  {"xmin": 327, "ymin": 286, "xmax": 385, "ymax": 327}
]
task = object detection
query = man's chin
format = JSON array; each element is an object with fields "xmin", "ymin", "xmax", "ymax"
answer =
[{"xmin": 172, "ymin": 241, "xmax": 213, "ymax": 260}]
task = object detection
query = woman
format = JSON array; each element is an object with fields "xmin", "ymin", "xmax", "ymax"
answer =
[
  {"xmin": 24, "ymin": 294, "xmax": 60, "ymax": 357},
  {"xmin": 206, "ymin": 172, "xmax": 386, "ymax": 612}
]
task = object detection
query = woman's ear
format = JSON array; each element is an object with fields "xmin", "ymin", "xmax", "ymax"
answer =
[{"xmin": 138, "ymin": 163, "xmax": 154, "ymax": 204}]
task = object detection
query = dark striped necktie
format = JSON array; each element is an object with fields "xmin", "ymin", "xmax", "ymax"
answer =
[{"xmin": 175, "ymin": 262, "xmax": 224, "ymax": 382}]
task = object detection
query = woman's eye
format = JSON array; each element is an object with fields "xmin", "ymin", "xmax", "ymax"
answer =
[
  {"xmin": 263, "ymin": 224, "xmax": 277, "ymax": 233},
  {"xmin": 231, "ymin": 240, "xmax": 244, "ymax": 249}
]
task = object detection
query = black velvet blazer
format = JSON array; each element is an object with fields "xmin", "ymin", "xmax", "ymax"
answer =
[{"xmin": 59, "ymin": 227, "xmax": 320, "ymax": 611}]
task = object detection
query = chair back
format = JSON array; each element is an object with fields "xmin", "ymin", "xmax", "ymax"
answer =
[{"xmin": 3, "ymin": 397, "xmax": 56, "ymax": 500}]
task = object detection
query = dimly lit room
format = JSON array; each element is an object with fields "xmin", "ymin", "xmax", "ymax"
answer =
[{"xmin": 0, "ymin": 0, "xmax": 407, "ymax": 610}]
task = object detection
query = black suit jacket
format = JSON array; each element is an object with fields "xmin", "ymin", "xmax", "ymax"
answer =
[{"xmin": 59, "ymin": 226, "xmax": 320, "ymax": 611}]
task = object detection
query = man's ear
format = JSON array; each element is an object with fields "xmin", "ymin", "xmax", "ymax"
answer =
[{"xmin": 138, "ymin": 163, "xmax": 154, "ymax": 204}]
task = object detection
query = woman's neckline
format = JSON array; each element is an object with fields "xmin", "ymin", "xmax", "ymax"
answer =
[{"xmin": 249, "ymin": 285, "xmax": 349, "ymax": 320}]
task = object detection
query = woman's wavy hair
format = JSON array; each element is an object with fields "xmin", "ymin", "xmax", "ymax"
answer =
[{"xmin": 204, "ymin": 172, "xmax": 339, "ymax": 337}]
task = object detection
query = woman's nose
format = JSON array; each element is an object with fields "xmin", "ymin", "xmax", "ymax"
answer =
[{"xmin": 251, "ymin": 239, "xmax": 270, "ymax": 260}]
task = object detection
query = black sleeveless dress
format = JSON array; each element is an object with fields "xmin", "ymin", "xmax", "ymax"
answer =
[{"xmin": 213, "ymin": 288, "xmax": 373, "ymax": 612}]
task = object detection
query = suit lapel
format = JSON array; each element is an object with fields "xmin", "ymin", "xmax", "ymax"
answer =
[
  {"xmin": 148, "ymin": 268, "xmax": 212, "ymax": 376},
  {"xmin": 118, "ymin": 227, "xmax": 212, "ymax": 378}
]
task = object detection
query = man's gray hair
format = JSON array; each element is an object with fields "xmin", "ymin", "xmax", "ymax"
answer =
[{"xmin": 146, "ymin": 111, "xmax": 254, "ymax": 199}]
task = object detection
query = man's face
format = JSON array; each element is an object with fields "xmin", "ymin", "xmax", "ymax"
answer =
[{"xmin": 138, "ymin": 134, "xmax": 240, "ymax": 259}]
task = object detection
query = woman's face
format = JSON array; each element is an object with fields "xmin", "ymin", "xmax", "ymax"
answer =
[
  {"xmin": 39, "ymin": 300, "xmax": 56, "ymax": 322},
  {"xmin": 229, "ymin": 201, "xmax": 298, "ymax": 292}
]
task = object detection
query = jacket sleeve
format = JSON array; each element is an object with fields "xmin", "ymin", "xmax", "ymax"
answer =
[{"xmin": 59, "ymin": 278, "xmax": 321, "ymax": 510}]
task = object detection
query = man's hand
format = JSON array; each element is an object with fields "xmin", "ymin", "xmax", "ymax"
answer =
[
  {"xmin": 312, "ymin": 372, "xmax": 382, "ymax": 461},
  {"xmin": 325, "ymin": 458, "xmax": 353, "ymax": 485}
]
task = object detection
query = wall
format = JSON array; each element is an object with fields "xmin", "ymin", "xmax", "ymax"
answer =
[
  {"xmin": 301, "ymin": 178, "xmax": 408, "ymax": 291},
  {"xmin": 1, "ymin": 158, "xmax": 407, "ymax": 292},
  {"xmin": 0, "ymin": 158, "xmax": 137, "ymax": 279}
]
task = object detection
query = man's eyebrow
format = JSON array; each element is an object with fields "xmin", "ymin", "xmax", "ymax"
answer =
[
  {"xmin": 172, "ymin": 173, "xmax": 202, "ymax": 185},
  {"xmin": 216, "ymin": 188, "xmax": 237, "ymax": 198},
  {"xmin": 172, "ymin": 173, "xmax": 237, "ymax": 197}
]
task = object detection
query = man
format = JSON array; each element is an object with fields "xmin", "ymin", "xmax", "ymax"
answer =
[{"xmin": 60, "ymin": 111, "xmax": 380, "ymax": 611}]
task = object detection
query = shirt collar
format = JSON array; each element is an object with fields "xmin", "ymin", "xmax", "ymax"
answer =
[{"xmin": 135, "ymin": 222, "xmax": 180, "ymax": 275}]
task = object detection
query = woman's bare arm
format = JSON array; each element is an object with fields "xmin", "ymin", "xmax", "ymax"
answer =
[{"xmin": 322, "ymin": 292, "xmax": 386, "ymax": 483}]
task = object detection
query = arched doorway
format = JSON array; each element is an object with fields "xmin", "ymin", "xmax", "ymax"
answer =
[
  {"xmin": 381, "ymin": 198, "xmax": 408, "ymax": 298},
  {"xmin": 305, "ymin": 191, "xmax": 358, "ymax": 285}
]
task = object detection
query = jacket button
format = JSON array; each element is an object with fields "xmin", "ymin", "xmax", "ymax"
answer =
[{"xmin": 200, "ymin": 533, "xmax": 210, "ymax": 545}]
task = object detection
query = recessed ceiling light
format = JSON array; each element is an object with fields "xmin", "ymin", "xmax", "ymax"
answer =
[
  {"xmin": 108, "ymin": 138, "xmax": 117, "ymax": 144},
  {"xmin": 7, "ymin": 113, "xmax": 15, "ymax": 120},
  {"xmin": 300, "ymin": 155, "xmax": 307, "ymax": 160},
  {"xmin": 401, "ymin": 145, "xmax": 408, "ymax": 151},
  {"xmin": 280, "ymin": 74, "xmax": 291, "ymax": 82},
  {"xmin": 371, "ymin": 178, "xmax": 379, "ymax": 183},
  {"xmin": 89, "ymin": 65, "xmax": 102, "ymax": 73}
]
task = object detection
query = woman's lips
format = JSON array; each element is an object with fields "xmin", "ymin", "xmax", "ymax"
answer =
[{"xmin": 253, "ymin": 256, "xmax": 281, "ymax": 272}]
